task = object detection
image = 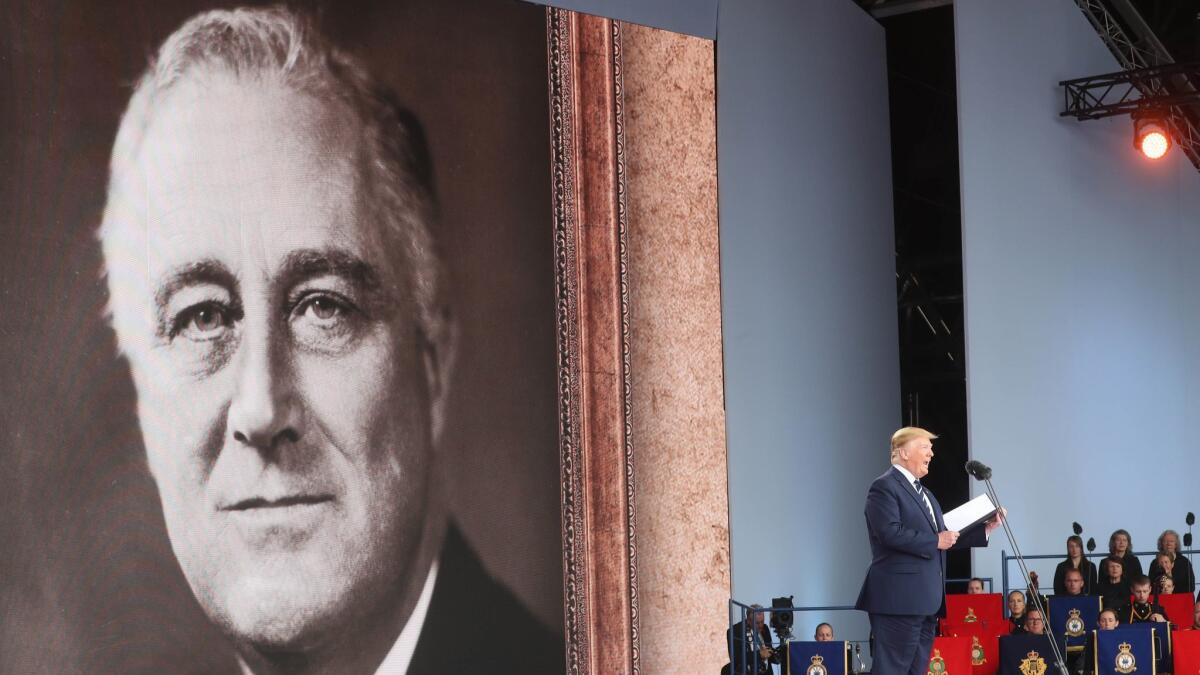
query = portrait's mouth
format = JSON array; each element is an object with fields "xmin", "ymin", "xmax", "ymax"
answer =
[
  {"xmin": 220, "ymin": 493, "xmax": 337, "ymax": 546},
  {"xmin": 223, "ymin": 494, "xmax": 335, "ymax": 511}
]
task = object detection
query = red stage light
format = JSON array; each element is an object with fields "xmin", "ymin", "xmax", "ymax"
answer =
[{"xmin": 1134, "ymin": 116, "xmax": 1171, "ymax": 160}]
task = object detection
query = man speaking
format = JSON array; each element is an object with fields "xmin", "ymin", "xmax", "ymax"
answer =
[{"xmin": 855, "ymin": 427, "xmax": 1004, "ymax": 674}]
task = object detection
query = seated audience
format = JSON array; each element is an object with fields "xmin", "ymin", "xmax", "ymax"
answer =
[
  {"xmin": 1023, "ymin": 608, "xmax": 1046, "ymax": 635},
  {"xmin": 1108, "ymin": 529, "xmax": 1144, "ymax": 579},
  {"xmin": 1026, "ymin": 571, "xmax": 1051, "ymax": 611},
  {"xmin": 1116, "ymin": 575, "xmax": 1167, "ymax": 624},
  {"xmin": 1157, "ymin": 574, "xmax": 1176, "ymax": 597},
  {"xmin": 1008, "ymin": 590, "xmax": 1028, "ymax": 633},
  {"xmin": 967, "ymin": 577, "xmax": 986, "ymax": 594},
  {"xmin": 1149, "ymin": 529, "xmax": 1195, "ymax": 594},
  {"xmin": 727, "ymin": 604, "xmax": 776, "ymax": 675},
  {"xmin": 1054, "ymin": 535, "xmax": 1098, "ymax": 596},
  {"xmin": 813, "ymin": 622, "xmax": 855, "ymax": 668},
  {"xmin": 1061, "ymin": 568, "xmax": 1089, "ymax": 597},
  {"xmin": 1083, "ymin": 609, "xmax": 1120, "ymax": 675},
  {"xmin": 1096, "ymin": 557, "xmax": 1131, "ymax": 609}
]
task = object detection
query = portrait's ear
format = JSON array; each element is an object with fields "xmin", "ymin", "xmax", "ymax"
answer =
[{"xmin": 421, "ymin": 304, "xmax": 457, "ymax": 446}]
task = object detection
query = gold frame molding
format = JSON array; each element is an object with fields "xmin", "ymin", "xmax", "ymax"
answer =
[{"xmin": 548, "ymin": 9, "xmax": 641, "ymax": 674}]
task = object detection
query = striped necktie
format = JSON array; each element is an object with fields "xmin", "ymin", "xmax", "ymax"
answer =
[{"xmin": 914, "ymin": 479, "xmax": 936, "ymax": 526}]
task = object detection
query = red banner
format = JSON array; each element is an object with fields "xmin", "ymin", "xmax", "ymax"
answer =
[
  {"xmin": 928, "ymin": 636, "xmax": 973, "ymax": 675},
  {"xmin": 1175, "ymin": 629, "xmax": 1200, "ymax": 675},
  {"xmin": 940, "ymin": 621, "xmax": 1001, "ymax": 675}
]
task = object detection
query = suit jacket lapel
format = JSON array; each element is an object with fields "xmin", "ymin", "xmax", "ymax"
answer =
[{"xmin": 891, "ymin": 467, "xmax": 937, "ymax": 532}]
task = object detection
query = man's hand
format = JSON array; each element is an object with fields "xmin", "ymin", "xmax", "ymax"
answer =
[
  {"xmin": 759, "ymin": 645, "xmax": 773, "ymax": 660},
  {"xmin": 1152, "ymin": 613, "xmax": 1166, "ymax": 623},
  {"xmin": 985, "ymin": 507, "xmax": 1007, "ymax": 535},
  {"xmin": 938, "ymin": 530, "xmax": 960, "ymax": 550}
]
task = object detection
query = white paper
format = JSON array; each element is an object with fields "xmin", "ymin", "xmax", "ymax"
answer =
[{"xmin": 943, "ymin": 493, "xmax": 998, "ymax": 532}]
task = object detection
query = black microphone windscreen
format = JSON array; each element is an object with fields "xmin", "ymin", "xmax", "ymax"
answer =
[
  {"xmin": 1185, "ymin": 533, "xmax": 1194, "ymax": 547},
  {"xmin": 964, "ymin": 460, "xmax": 992, "ymax": 480},
  {"xmin": 1072, "ymin": 522, "xmax": 1082, "ymax": 535},
  {"xmin": 1087, "ymin": 537, "xmax": 1096, "ymax": 552},
  {"xmin": 1187, "ymin": 512, "xmax": 1195, "ymax": 526}
]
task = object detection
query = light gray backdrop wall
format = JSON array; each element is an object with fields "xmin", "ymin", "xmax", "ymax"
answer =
[
  {"xmin": 956, "ymin": 0, "xmax": 1200, "ymax": 591},
  {"xmin": 718, "ymin": 0, "xmax": 900, "ymax": 641}
]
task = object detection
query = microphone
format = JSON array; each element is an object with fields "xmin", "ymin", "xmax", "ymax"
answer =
[
  {"xmin": 1187, "ymin": 512, "xmax": 1195, "ymax": 526},
  {"xmin": 1087, "ymin": 537, "xmax": 1096, "ymax": 552},
  {"xmin": 964, "ymin": 460, "xmax": 992, "ymax": 480},
  {"xmin": 1072, "ymin": 522, "xmax": 1083, "ymax": 535}
]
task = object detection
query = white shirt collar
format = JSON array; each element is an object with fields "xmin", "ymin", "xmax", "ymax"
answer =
[
  {"xmin": 892, "ymin": 463, "xmax": 919, "ymax": 485},
  {"xmin": 375, "ymin": 558, "xmax": 440, "ymax": 674}
]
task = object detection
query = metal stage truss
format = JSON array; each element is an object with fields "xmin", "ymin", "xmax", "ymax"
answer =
[{"xmin": 1060, "ymin": 62, "xmax": 1200, "ymax": 166}]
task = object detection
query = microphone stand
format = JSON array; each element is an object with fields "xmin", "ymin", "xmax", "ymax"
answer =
[{"xmin": 974, "ymin": 473, "xmax": 1070, "ymax": 675}]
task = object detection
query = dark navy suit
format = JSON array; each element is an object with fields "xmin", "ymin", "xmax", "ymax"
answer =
[{"xmin": 855, "ymin": 466, "xmax": 988, "ymax": 674}]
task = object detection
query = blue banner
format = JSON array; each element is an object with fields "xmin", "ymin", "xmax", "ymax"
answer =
[
  {"xmin": 1048, "ymin": 595, "xmax": 1101, "ymax": 651},
  {"xmin": 786, "ymin": 640, "xmax": 848, "ymax": 675},
  {"xmin": 1094, "ymin": 625, "xmax": 1157, "ymax": 675},
  {"xmin": 998, "ymin": 633, "xmax": 1066, "ymax": 675}
]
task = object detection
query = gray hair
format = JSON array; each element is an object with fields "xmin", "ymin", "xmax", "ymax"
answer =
[
  {"xmin": 99, "ymin": 6, "xmax": 447, "ymax": 350},
  {"xmin": 1158, "ymin": 529, "xmax": 1181, "ymax": 554}
]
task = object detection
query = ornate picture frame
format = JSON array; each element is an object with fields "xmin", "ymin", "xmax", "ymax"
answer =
[{"xmin": 548, "ymin": 9, "xmax": 642, "ymax": 674}]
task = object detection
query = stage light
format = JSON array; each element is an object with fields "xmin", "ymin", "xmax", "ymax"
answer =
[{"xmin": 1134, "ymin": 115, "xmax": 1171, "ymax": 159}]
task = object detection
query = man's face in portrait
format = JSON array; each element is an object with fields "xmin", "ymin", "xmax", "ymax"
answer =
[
  {"xmin": 814, "ymin": 624, "xmax": 833, "ymax": 641},
  {"xmin": 966, "ymin": 579, "xmax": 985, "ymax": 594},
  {"xmin": 1065, "ymin": 570, "xmax": 1084, "ymax": 595},
  {"xmin": 109, "ymin": 75, "xmax": 440, "ymax": 648}
]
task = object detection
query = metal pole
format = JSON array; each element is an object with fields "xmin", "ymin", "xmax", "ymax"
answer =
[{"xmin": 981, "ymin": 477, "xmax": 1069, "ymax": 674}]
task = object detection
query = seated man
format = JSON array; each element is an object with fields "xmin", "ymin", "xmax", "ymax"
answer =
[
  {"xmin": 1096, "ymin": 557, "xmax": 1131, "ymax": 610},
  {"xmin": 728, "ymin": 605, "xmax": 776, "ymax": 675},
  {"xmin": 967, "ymin": 577, "xmax": 987, "ymax": 594},
  {"xmin": 1008, "ymin": 590, "xmax": 1028, "ymax": 634},
  {"xmin": 1023, "ymin": 608, "xmax": 1047, "ymax": 635},
  {"xmin": 1116, "ymin": 575, "xmax": 1167, "ymax": 624},
  {"xmin": 1062, "ymin": 568, "xmax": 1089, "ymax": 596}
]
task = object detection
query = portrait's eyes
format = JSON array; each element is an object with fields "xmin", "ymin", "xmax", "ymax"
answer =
[
  {"xmin": 289, "ymin": 291, "xmax": 361, "ymax": 350},
  {"xmin": 171, "ymin": 301, "xmax": 239, "ymax": 342}
]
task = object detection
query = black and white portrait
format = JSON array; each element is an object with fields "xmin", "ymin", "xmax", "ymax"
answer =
[{"xmin": 0, "ymin": 2, "xmax": 564, "ymax": 672}]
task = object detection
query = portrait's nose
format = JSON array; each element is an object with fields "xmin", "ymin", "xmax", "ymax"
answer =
[{"xmin": 227, "ymin": 318, "xmax": 301, "ymax": 453}]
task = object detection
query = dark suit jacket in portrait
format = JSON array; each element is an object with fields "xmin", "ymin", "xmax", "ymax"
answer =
[
  {"xmin": 408, "ymin": 525, "xmax": 564, "ymax": 673},
  {"xmin": 855, "ymin": 466, "xmax": 988, "ymax": 618}
]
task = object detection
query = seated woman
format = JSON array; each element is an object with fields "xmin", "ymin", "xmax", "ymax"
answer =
[
  {"xmin": 1082, "ymin": 609, "xmax": 1120, "ymax": 675},
  {"xmin": 1149, "ymin": 529, "xmax": 1195, "ymax": 594},
  {"xmin": 1108, "ymin": 529, "xmax": 1144, "ymax": 579},
  {"xmin": 1007, "ymin": 590, "xmax": 1027, "ymax": 634},
  {"xmin": 1096, "ymin": 556, "xmax": 1131, "ymax": 610},
  {"xmin": 1156, "ymin": 574, "xmax": 1175, "ymax": 597},
  {"xmin": 1054, "ymin": 534, "xmax": 1098, "ymax": 595}
]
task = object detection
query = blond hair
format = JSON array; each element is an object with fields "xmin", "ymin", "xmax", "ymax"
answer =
[{"xmin": 890, "ymin": 427, "xmax": 937, "ymax": 461}]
